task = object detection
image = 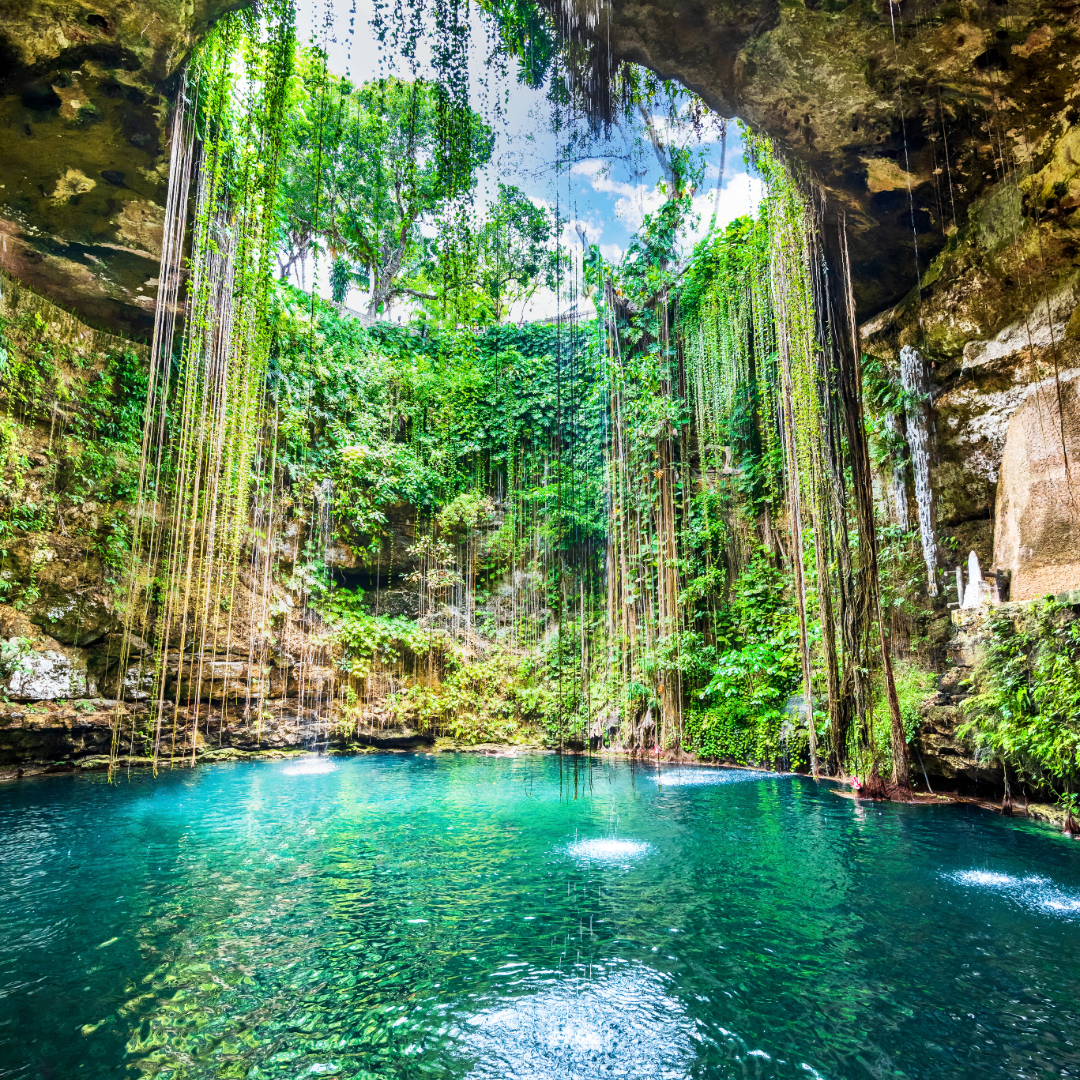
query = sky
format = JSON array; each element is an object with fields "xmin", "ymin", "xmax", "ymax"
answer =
[{"xmin": 292, "ymin": 0, "xmax": 763, "ymax": 320}]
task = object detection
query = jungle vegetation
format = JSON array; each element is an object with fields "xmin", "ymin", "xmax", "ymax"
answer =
[{"xmin": 0, "ymin": 0, "xmax": 1075, "ymax": 812}]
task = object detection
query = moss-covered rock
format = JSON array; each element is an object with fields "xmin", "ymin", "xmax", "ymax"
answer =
[{"xmin": 0, "ymin": 0, "xmax": 238, "ymax": 335}]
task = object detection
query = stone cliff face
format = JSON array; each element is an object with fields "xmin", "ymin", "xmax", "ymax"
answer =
[
  {"xmin": 0, "ymin": 0, "xmax": 237, "ymax": 335},
  {"xmin": 993, "ymin": 371, "xmax": 1080, "ymax": 600}
]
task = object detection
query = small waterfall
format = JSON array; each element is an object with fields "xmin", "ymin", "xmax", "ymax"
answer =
[
  {"xmin": 296, "ymin": 478, "xmax": 336, "ymax": 754},
  {"xmin": 315, "ymin": 478, "xmax": 334, "ymax": 562},
  {"xmin": 900, "ymin": 345, "xmax": 938, "ymax": 595}
]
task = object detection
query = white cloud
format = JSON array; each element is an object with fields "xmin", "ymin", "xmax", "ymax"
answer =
[
  {"xmin": 646, "ymin": 112, "xmax": 726, "ymax": 147},
  {"xmin": 682, "ymin": 173, "xmax": 765, "ymax": 250},
  {"xmin": 570, "ymin": 159, "xmax": 667, "ymax": 232}
]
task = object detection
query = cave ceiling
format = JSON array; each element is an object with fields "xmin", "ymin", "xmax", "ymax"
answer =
[
  {"xmin": 0, "ymin": 0, "xmax": 237, "ymax": 336},
  {"xmin": 2, "ymin": 0, "xmax": 1079, "ymax": 332},
  {"xmin": 557, "ymin": 0, "xmax": 1080, "ymax": 316}
]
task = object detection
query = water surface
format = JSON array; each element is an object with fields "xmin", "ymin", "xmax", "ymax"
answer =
[{"xmin": 1, "ymin": 753, "xmax": 1078, "ymax": 1079}]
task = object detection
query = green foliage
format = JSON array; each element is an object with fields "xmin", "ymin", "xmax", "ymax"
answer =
[
  {"xmin": 961, "ymin": 600, "xmax": 1080, "ymax": 792},
  {"xmin": 268, "ymin": 284, "xmax": 605, "ymax": 548},
  {"xmin": 680, "ymin": 215, "xmax": 781, "ymax": 509},
  {"xmin": 0, "ymin": 636, "xmax": 32, "ymax": 680},
  {"xmin": 0, "ymin": 306, "xmax": 148, "ymax": 547},
  {"xmin": 322, "ymin": 587, "xmax": 434, "ymax": 679},
  {"xmin": 419, "ymin": 182, "xmax": 560, "ymax": 323},
  {"xmin": 689, "ymin": 552, "xmax": 804, "ymax": 716},
  {"xmin": 684, "ymin": 707, "xmax": 805, "ymax": 770},
  {"xmin": 330, "ymin": 257, "xmax": 363, "ymax": 305},
  {"xmin": 438, "ymin": 490, "xmax": 495, "ymax": 538},
  {"xmin": 478, "ymin": 0, "xmax": 558, "ymax": 89},
  {"xmin": 407, "ymin": 652, "xmax": 549, "ymax": 743},
  {"xmin": 865, "ymin": 658, "xmax": 937, "ymax": 776},
  {"xmin": 278, "ymin": 57, "xmax": 493, "ymax": 316}
]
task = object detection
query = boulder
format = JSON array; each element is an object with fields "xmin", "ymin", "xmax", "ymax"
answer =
[
  {"xmin": 918, "ymin": 704, "xmax": 1002, "ymax": 794},
  {"xmin": 97, "ymin": 661, "xmax": 156, "ymax": 702},
  {"xmin": 28, "ymin": 594, "xmax": 116, "ymax": 646},
  {"xmin": 5, "ymin": 649, "xmax": 95, "ymax": 700}
]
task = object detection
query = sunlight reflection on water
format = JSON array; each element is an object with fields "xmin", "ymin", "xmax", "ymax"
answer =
[
  {"xmin": 462, "ymin": 965, "xmax": 697, "ymax": 1079},
  {"xmin": 652, "ymin": 767, "xmax": 781, "ymax": 787},
  {"xmin": 281, "ymin": 757, "xmax": 337, "ymax": 777},
  {"xmin": 565, "ymin": 838, "xmax": 652, "ymax": 861},
  {"xmin": 947, "ymin": 869, "xmax": 1080, "ymax": 917}
]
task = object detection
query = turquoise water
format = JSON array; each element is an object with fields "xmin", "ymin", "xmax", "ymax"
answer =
[{"xmin": 1, "ymin": 754, "xmax": 1079, "ymax": 1079}]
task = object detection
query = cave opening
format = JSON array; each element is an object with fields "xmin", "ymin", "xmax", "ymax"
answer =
[{"xmin": 0, "ymin": 0, "xmax": 1080, "ymax": 1072}]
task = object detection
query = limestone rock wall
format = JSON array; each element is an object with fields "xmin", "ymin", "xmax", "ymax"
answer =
[
  {"xmin": 993, "ymin": 371, "xmax": 1080, "ymax": 600},
  {"xmin": 861, "ymin": 175, "xmax": 1080, "ymax": 599},
  {"xmin": 0, "ymin": 0, "xmax": 237, "ymax": 335}
]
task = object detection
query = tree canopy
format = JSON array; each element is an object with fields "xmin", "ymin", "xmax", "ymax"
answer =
[{"xmin": 277, "ymin": 51, "xmax": 494, "ymax": 316}]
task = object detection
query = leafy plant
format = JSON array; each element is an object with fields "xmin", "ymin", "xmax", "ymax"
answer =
[{"xmin": 961, "ymin": 600, "xmax": 1080, "ymax": 804}]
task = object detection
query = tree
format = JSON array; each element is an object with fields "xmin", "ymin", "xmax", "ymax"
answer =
[
  {"xmin": 275, "ymin": 47, "xmax": 345, "ymax": 287},
  {"xmin": 277, "ymin": 53, "xmax": 494, "ymax": 316},
  {"xmin": 476, "ymin": 184, "xmax": 560, "ymax": 322},
  {"xmin": 414, "ymin": 183, "xmax": 561, "ymax": 323},
  {"xmin": 328, "ymin": 77, "xmax": 493, "ymax": 316}
]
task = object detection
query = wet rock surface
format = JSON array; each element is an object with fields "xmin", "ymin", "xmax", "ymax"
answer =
[
  {"xmin": 993, "ymin": 371, "xmax": 1080, "ymax": 600},
  {"xmin": 0, "ymin": 0, "xmax": 238, "ymax": 335},
  {"xmin": 0, "ymin": 695, "xmax": 434, "ymax": 778}
]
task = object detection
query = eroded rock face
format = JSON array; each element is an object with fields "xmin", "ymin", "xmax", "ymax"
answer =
[
  {"xmin": 0, "ymin": 0, "xmax": 237, "ymax": 335},
  {"xmin": 860, "ymin": 199, "xmax": 1080, "ymax": 591},
  {"xmin": 562, "ymin": 0, "xmax": 1080, "ymax": 317},
  {"xmin": 5, "ymin": 645, "xmax": 94, "ymax": 699},
  {"xmin": 993, "ymin": 371, "xmax": 1080, "ymax": 600},
  {"xmin": 28, "ymin": 593, "xmax": 116, "ymax": 645}
]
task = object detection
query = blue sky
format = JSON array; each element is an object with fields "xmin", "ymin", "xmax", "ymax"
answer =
[{"xmin": 293, "ymin": 0, "xmax": 762, "ymax": 319}]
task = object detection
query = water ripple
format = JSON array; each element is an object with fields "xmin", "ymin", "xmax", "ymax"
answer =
[
  {"xmin": 946, "ymin": 869, "xmax": 1080, "ymax": 917},
  {"xmin": 2, "ymin": 754, "xmax": 1079, "ymax": 1080},
  {"xmin": 651, "ymin": 767, "xmax": 782, "ymax": 787}
]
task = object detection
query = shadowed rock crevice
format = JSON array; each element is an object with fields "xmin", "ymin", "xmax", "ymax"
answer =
[{"xmin": 0, "ymin": 0, "xmax": 242, "ymax": 335}]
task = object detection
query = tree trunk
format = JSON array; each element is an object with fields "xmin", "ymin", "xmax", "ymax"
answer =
[{"xmin": 829, "ymin": 218, "xmax": 912, "ymax": 795}]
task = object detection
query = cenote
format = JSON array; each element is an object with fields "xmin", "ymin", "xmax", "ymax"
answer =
[
  {"xmin": 2, "ymin": 755, "xmax": 1079, "ymax": 1079},
  {"xmin": 4, "ymin": 0, "xmax": 1080, "ymax": 1074}
]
